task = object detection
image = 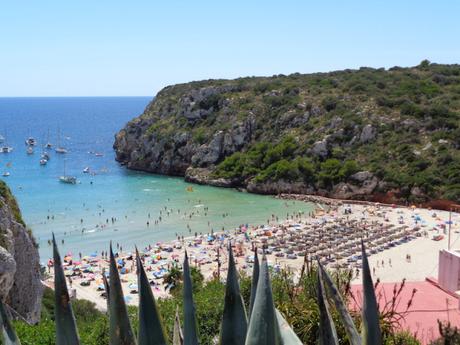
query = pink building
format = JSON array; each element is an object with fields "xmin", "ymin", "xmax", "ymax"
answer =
[
  {"xmin": 438, "ymin": 249, "xmax": 460, "ymax": 297},
  {"xmin": 349, "ymin": 249, "xmax": 460, "ymax": 344}
]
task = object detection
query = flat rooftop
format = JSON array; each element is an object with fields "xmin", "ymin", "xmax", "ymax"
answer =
[{"xmin": 350, "ymin": 279, "xmax": 460, "ymax": 345}]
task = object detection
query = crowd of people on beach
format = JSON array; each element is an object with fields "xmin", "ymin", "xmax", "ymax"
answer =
[{"xmin": 43, "ymin": 199, "xmax": 459, "ymax": 309}]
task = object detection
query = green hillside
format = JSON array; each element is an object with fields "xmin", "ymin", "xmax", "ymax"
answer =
[{"xmin": 114, "ymin": 61, "xmax": 460, "ymax": 204}]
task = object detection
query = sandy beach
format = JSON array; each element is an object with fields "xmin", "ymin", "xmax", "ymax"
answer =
[{"xmin": 43, "ymin": 199, "xmax": 460, "ymax": 310}]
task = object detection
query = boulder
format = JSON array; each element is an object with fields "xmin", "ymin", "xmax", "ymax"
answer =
[
  {"xmin": 312, "ymin": 138, "xmax": 329, "ymax": 158},
  {"xmin": 350, "ymin": 171, "xmax": 374, "ymax": 183},
  {"xmin": 359, "ymin": 124, "xmax": 376, "ymax": 143}
]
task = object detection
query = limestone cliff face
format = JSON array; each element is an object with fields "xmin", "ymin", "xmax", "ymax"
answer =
[
  {"xmin": 0, "ymin": 182, "xmax": 42, "ymax": 323},
  {"xmin": 113, "ymin": 82, "xmax": 382, "ymax": 201},
  {"xmin": 114, "ymin": 84, "xmax": 255, "ymax": 176},
  {"xmin": 114, "ymin": 65, "xmax": 460, "ymax": 204}
]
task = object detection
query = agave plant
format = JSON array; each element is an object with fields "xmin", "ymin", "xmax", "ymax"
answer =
[
  {"xmin": 136, "ymin": 248, "xmax": 168, "ymax": 345},
  {"xmin": 317, "ymin": 265, "xmax": 339, "ymax": 345},
  {"xmin": 108, "ymin": 243, "xmax": 137, "ymax": 345},
  {"xmin": 182, "ymin": 251, "xmax": 199, "ymax": 345},
  {"xmin": 0, "ymin": 238, "xmax": 384, "ymax": 345},
  {"xmin": 52, "ymin": 234, "xmax": 80, "ymax": 345},
  {"xmin": 219, "ymin": 243, "xmax": 248, "ymax": 345},
  {"xmin": 360, "ymin": 240, "xmax": 382, "ymax": 345},
  {"xmin": 317, "ymin": 240, "xmax": 383, "ymax": 345},
  {"xmin": 248, "ymin": 249, "xmax": 259, "ymax": 318},
  {"xmin": 0, "ymin": 298, "xmax": 21, "ymax": 345},
  {"xmin": 173, "ymin": 306, "xmax": 183, "ymax": 345}
]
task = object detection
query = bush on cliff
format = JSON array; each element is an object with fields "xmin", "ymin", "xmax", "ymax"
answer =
[{"xmin": 116, "ymin": 62, "xmax": 460, "ymax": 203}]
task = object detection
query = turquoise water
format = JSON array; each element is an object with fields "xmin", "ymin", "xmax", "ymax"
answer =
[{"xmin": 0, "ymin": 97, "xmax": 313, "ymax": 260}]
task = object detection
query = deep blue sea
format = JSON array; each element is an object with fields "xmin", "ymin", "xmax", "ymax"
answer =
[{"xmin": 0, "ymin": 97, "xmax": 313, "ymax": 261}]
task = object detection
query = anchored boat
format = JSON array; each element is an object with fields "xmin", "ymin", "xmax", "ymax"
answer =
[
  {"xmin": 55, "ymin": 127, "xmax": 68, "ymax": 154},
  {"xmin": 59, "ymin": 160, "xmax": 77, "ymax": 184}
]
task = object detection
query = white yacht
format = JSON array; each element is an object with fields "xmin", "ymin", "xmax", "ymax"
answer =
[
  {"xmin": 1, "ymin": 146, "xmax": 13, "ymax": 153},
  {"xmin": 59, "ymin": 160, "xmax": 77, "ymax": 184},
  {"xmin": 55, "ymin": 147, "xmax": 68, "ymax": 154},
  {"xmin": 55, "ymin": 127, "xmax": 68, "ymax": 154},
  {"xmin": 1, "ymin": 131, "xmax": 13, "ymax": 153}
]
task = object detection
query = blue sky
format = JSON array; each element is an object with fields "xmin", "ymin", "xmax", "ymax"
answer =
[{"xmin": 1, "ymin": 1, "xmax": 459, "ymax": 96}]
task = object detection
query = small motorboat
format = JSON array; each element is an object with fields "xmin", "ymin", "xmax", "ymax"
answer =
[
  {"xmin": 27, "ymin": 146, "xmax": 34, "ymax": 155},
  {"xmin": 83, "ymin": 167, "xmax": 90, "ymax": 173},
  {"xmin": 1, "ymin": 146, "xmax": 13, "ymax": 153},
  {"xmin": 2, "ymin": 172, "xmax": 10, "ymax": 177},
  {"xmin": 95, "ymin": 152, "xmax": 103, "ymax": 157},
  {"xmin": 55, "ymin": 147, "xmax": 68, "ymax": 154},
  {"xmin": 39, "ymin": 159, "xmax": 48, "ymax": 166}
]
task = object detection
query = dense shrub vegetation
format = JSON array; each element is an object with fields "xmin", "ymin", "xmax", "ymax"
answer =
[
  {"xmin": 141, "ymin": 61, "xmax": 460, "ymax": 202},
  {"xmin": 12, "ymin": 268, "xmax": 422, "ymax": 345}
]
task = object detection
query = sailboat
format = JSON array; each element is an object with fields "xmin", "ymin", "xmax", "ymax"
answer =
[
  {"xmin": 40, "ymin": 147, "xmax": 49, "ymax": 165},
  {"xmin": 41, "ymin": 151, "xmax": 50, "ymax": 161},
  {"xmin": 59, "ymin": 159, "xmax": 77, "ymax": 184},
  {"xmin": 1, "ymin": 131, "xmax": 13, "ymax": 153},
  {"xmin": 45, "ymin": 128, "xmax": 52, "ymax": 148},
  {"xmin": 3, "ymin": 162, "xmax": 11, "ymax": 176},
  {"xmin": 55, "ymin": 127, "xmax": 68, "ymax": 154},
  {"xmin": 25, "ymin": 129, "xmax": 37, "ymax": 146}
]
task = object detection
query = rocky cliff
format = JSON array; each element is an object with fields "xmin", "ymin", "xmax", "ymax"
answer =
[
  {"xmin": 0, "ymin": 181, "xmax": 42, "ymax": 323},
  {"xmin": 114, "ymin": 62, "xmax": 460, "ymax": 204}
]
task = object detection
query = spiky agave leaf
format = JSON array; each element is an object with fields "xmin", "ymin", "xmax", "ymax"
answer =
[
  {"xmin": 102, "ymin": 269, "xmax": 110, "ymax": 310},
  {"xmin": 182, "ymin": 251, "xmax": 199, "ymax": 345},
  {"xmin": 136, "ymin": 248, "xmax": 168, "ymax": 345},
  {"xmin": 219, "ymin": 243, "xmax": 247, "ymax": 345},
  {"xmin": 248, "ymin": 248, "xmax": 259, "ymax": 318},
  {"xmin": 318, "ymin": 262, "xmax": 361, "ymax": 345},
  {"xmin": 245, "ymin": 254, "xmax": 281, "ymax": 345},
  {"xmin": 0, "ymin": 298, "xmax": 21, "ymax": 345},
  {"xmin": 361, "ymin": 241, "xmax": 382, "ymax": 345},
  {"xmin": 173, "ymin": 306, "xmax": 184, "ymax": 345},
  {"xmin": 275, "ymin": 309, "xmax": 302, "ymax": 345},
  {"xmin": 52, "ymin": 234, "xmax": 80, "ymax": 345},
  {"xmin": 108, "ymin": 243, "xmax": 136, "ymax": 345},
  {"xmin": 317, "ymin": 265, "xmax": 339, "ymax": 345}
]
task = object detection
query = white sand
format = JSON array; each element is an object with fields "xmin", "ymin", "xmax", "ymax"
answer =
[{"xmin": 44, "ymin": 201, "xmax": 460, "ymax": 310}]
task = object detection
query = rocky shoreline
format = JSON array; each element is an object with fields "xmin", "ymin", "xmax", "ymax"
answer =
[{"xmin": 114, "ymin": 67, "xmax": 460, "ymax": 209}]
